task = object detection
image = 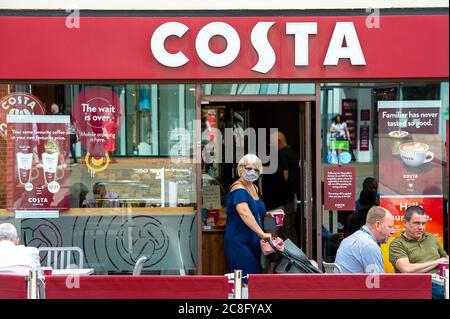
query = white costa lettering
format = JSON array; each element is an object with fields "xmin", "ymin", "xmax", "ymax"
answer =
[
  {"xmin": 150, "ymin": 21, "xmax": 366, "ymax": 72},
  {"xmin": 28, "ymin": 198, "xmax": 48, "ymax": 203},
  {"xmin": 195, "ymin": 22, "xmax": 240, "ymax": 67},
  {"xmin": 251, "ymin": 22, "xmax": 276, "ymax": 73},
  {"xmin": 324, "ymin": 22, "xmax": 366, "ymax": 65},
  {"xmin": 151, "ymin": 22, "xmax": 189, "ymax": 67},
  {"xmin": 286, "ymin": 22, "xmax": 317, "ymax": 66}
]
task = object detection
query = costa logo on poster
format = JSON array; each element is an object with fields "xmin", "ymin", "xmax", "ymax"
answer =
[
  {"xmin": 0, "ymin": 93, "xmax": 45, "ymax": 138},
  {"xmin": 151, "ymin": 21, "xmax": 366, "ymax": 73}
]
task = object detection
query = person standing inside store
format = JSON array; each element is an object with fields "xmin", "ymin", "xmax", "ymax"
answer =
[
  {"xmin": 355, "ymin": 177, "xmax": 380, "ymax": 213},
  {"xmin": 224, "ymin": 154, "xmax": 278, "ymax": 282},
  {"xmin": 329, "ymin": 114, "xmax": 354, "ymax": 163},
  {"xmin": 69, "ymin": 114, "xmax": 79, "ymax": 166},
  {"xmin": 389, "ymin": 205, "xmax": 448, "ymax": 299},
  {"xmin": 264, "ymin": 131, "xmax": 300, "ymax": 246},
  {"xmin": 347, "ymin": 189, "xmax": 379, "ymax": 236},
  {"xmin": 51, "ymin": 103, "xmax": 63, "ymax": 115}
]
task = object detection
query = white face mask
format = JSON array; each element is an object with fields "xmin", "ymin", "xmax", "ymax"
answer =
[{"xmin": 243, "ymin": 168, "xmax": 259, "ymax": 182}]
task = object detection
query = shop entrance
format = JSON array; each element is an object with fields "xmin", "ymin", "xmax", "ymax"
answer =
[{"xmin": 201, "ymin": 101, "xmax": 315, "ymax": 275}]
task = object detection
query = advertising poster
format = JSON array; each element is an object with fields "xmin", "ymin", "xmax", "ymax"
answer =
[
  {"xmin": 6, "ymin": 115, "xmax": 70, "ymax": 211},
  {"xmin": 324, "ymin": 166, "xmax": 356, "ymax": 211},
  {"xmin": 378, "ymin": 101, "xmax": 444, "ymax": 273},
  {"xmin": 72, "ymin": 87, "xmax": 123, "ymax": 174},
  {"xmin": 342, "ymin": 99, "xmax": 357, "ymax": 149},
  {"xmin": 380, "ymin": 196, "xmax": 444, "ymax": 273},
  {"xmin": 378, "ymin": 101, "xmax": 442, "ymax": 196},
  {"xmin": 359, "ymin": 124, "xmax": 370, "ymax": 152}
]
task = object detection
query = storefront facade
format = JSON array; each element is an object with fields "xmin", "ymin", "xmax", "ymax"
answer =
[{"xmin": 0, "ymin": 2, "xmax": 448, "ymax": 275}]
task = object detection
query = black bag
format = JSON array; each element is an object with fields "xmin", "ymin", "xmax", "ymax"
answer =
[{"xmin": 268, "ymin": 239, "xmax": 322, "ymax": 274}]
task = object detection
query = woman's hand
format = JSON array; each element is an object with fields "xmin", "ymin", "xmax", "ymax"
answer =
[
  {"xmin": 266, "ymin": 210, "xmax": 275, "ymax": 218},
  {"xmin": 260, "ymin": 232, "xmax": 273, "ymax": 241}
]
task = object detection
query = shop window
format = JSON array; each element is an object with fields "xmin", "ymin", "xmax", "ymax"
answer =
[
  {"xmin": 202, "ymin": 83, "xmax": 315, "ymax": 95},
  {"xmin": 320, "ymin": 82, "xmax": 449, "ymax": 265},
  {"xmin": 0, "ymin": 83, "xmax": 198, "ymax": 275}
]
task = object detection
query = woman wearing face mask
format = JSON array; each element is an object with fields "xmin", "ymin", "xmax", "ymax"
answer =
[{"xmin": 224, "ymin": 154, "xmax": 277, "ymax": 281}]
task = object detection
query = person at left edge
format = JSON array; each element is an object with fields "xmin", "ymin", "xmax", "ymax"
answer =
[
  {"xmin": 224, "ymin": 154, "xmax": 277, "ymax": 283},
  {"xmin": 0, "ymin": 223, "xmax": 42, "ymax": 276}
]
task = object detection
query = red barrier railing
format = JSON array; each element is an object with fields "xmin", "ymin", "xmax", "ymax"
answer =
[
  {"xmin": 45, "ymin": 275, "xmax": 229, "ymax": 299},
  {"xmin": 0, "ymin": 274, "xmax": 28, "ymax": 299},
  {"xmin": 248, "ymin": 274, "xmax": 431, "ymax": 299}
]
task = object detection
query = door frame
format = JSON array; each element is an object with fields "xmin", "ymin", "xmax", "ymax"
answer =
[{"xmin": 195, "ymin": 85, "xmax": 322, "ymax": 274}]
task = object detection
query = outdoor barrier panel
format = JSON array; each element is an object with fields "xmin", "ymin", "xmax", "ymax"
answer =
[
  {"xmin": 247, "ymin": 274, "xmax": 432, "ymax": 299},
  {"xmin": 45, "ymin": 275, "xmax": 229, "ymax": 299},
  {"xmin": 0, "ymin": 274, "xmax": 28, "ymax": 299}
]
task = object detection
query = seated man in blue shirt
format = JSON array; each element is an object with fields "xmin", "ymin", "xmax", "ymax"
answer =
[{"xmin": 335, "ymin": 206, "xmax": 394, "ymax": 273}]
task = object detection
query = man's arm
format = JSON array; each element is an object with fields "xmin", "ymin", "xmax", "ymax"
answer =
[
  {"xmin": 437, "ymin": 240, "xmax": 448, "ymax": 258},
  {"xmin": 394, "ymin": 257, "xmax": 447, "ymax": 273}
]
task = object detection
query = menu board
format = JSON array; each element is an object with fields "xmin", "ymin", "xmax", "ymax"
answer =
[{"xmin": 6, "ymin": 115, "xmax": 70, "ymax": 211}]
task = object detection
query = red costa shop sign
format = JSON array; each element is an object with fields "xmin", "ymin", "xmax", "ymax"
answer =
[{"xmin": 0, "ymin": 15, "xmax": 447, "ymax": 80}]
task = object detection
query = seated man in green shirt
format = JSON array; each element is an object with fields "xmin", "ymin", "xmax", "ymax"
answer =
[{"xmin": 389, "ymin": 205, "xmax": 448, "ymax": 299}]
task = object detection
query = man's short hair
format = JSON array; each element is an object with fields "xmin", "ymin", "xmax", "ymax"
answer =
[
  {"xmin": 404, "ymin": 205, "xmax": 426, "ymax": 222},
  {"xmin": 365, "ymin": 206, "xmax": 389, "ymax": 226},
  {"xmin": 0, "ymin": 223, "xmax": 18, "ymax": 242}
]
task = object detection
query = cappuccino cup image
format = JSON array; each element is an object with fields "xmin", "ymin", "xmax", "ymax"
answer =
[{"xmin": 399, "ymin": 142, "xmax": 434, "ymax": 167}]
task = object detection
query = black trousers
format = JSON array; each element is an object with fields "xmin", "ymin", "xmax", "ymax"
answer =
[{"xmin": 70, "ymin": 134, "xmax": 77, "ymax": 163}]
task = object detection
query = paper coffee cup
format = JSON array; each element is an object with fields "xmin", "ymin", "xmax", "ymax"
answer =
[
  {"xmin": 438, "ymin": 261, "xmax": 449, "ymax": 277},
  {"xmin": 273, "ymin": 210, "xmax": 285, "ymax": 226},
  {"xmin": 42, "ymin": 267, "xmax": 53, "ymax": 276}
]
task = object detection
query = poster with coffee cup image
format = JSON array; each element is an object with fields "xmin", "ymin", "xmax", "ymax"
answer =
[
  {"xmin": 6, "ymin": 115, "xmax": 70, "ymax": 210},
  {"xmin": 378, "ymin": 101, "xmax": 442, "ymax": 196}
]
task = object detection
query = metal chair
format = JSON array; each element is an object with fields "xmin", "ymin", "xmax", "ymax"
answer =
[
  {"xmin": 322, "ymin": 261, "xmax": 342, "ymax": 273},
  {"xmin": 38, "ymin": 247, "xmax": 84, "ymax": 269},
  {"xmin": 132, "ymin": 256, "xmax": 148, "ymax": 276}
]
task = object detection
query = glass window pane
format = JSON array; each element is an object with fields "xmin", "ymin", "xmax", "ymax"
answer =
[
  {"xmin": 0, "ymin": 82, "xmax": 198, "ymax": 275},
  {"xmin": 320, "ymin": 82, "xmax": 448, "ymax": 268},
  {"xmin": 203, "ymin": 83, "xmax": 315, "ymax": 95}
]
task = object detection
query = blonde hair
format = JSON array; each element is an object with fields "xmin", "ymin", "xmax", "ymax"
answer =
[
  {"xmin": 366, "ymin": 206, "xmax": 389, "ymax": 226},
  {"xmin": 237, "ymin": 154, "xmax": 263, "ymax": 177}
]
